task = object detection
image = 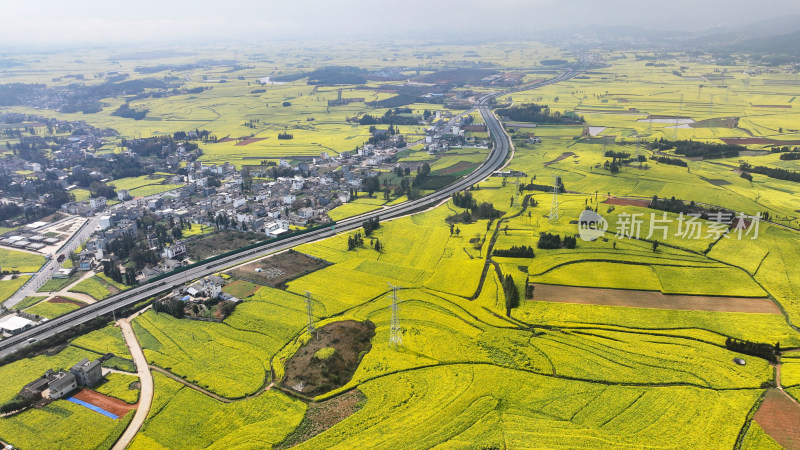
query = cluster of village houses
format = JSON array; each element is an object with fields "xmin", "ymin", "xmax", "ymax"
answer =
[
  {"xmin": 19, "ymin": 357, "xmax": 106, "ymax": 401},
  {"xmin": 1, "ymin": 111, "xmax": 489, "ymax": 289}
]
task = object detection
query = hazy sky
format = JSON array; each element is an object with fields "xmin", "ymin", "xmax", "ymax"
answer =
[{"xmin": 2, "ymin": 0, "xmax": 799, "ymax": 47}]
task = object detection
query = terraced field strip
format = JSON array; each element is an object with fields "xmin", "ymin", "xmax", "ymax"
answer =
[{"xmin": 531, "ymin": 283, "xmax": 780, "ymax": 314}]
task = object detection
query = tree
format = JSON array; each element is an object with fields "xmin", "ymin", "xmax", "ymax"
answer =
[
  {"xmin": 652, "ymin": 240, "xmax": 659, "ymax": 252},
  {"xmin": 172, "ymin": 227, "xmax": 183, "ymax": 240},
  {"xmin": 503, "ymin": 274, "xmax": 520, "ymax": 317}
]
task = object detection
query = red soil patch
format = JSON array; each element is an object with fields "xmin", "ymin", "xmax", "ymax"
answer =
[
  {"xmin": 531, "ymin": 283, "xmax": 780, "ymax": 314},
  {"xmin": 721, "ymin": 137, "xmax": 800, "ymax": 146},
  {"xmin": 72, "ymin": 388, "xmax": 137, "ymax": 417},
  {"xmin": 235, "ymin": 137, "xmax": 267, "ymax": 146},
  {"xmin": 544, "ymin": 151, "xmax": 575, "ymax": 166},
  {"xmin": 603, "ymin": 197, "xmax": 650, "ymax": 207},
  {"xmin": 752, "ymin": 105, "xmax": 792, "ymax": 108},
  {"xmin": 754, "ymin": 389, "xmax": 800, "ymax": 449},
  {"xmin": 48, "ymin": 296, "xmax": 83, "ymax": 306}
]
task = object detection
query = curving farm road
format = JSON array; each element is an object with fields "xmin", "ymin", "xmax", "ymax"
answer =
[{"xmin": 111, "ymin": 318, "xmax": 154, "ymax": 450}]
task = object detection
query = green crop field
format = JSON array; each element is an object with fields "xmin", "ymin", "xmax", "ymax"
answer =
[
  {"xmin": 96, "ymin": 373, "xmax": 140, "ymax": 404},
  {"xmin": 69, "ymin": 275, "xmax": 113, "ymax": 300},
  {"xmin": 295, "ymin": 365, "xmax": 758, "ymax": 449},
  {"xmin": 70, "ymin": 325, "xmax": 131, "ymax": 356},
  {"xmin": 222, "ymin": 279, "xmax": 262, "ymax": 298},
  {"xmin": 0, "ymin": 276, "xmax": 30, "ymax": 303},
  {"xmin": 107, "ymin": 175, "xmax": 183, "ymax": 196},
  {"xmin": 37, "ymin": 272, "xmax": 82, "ymax": 292},
  {"xmin": 741, "ymin": 422, "xmax": 783, "ymax": 450},
  {"xmin": 0, "ymin": 401, "xmax": 133, "ymax": 450},
  {"xmin": 129, "ymin": 372, "xmax": 304, "ymax": 449},
  {"xmin": 0, "ymin": 249, "xmax": 46, "ymax": 272},
  {"xmin": 0, "ymin": 248, "xmax": 45, "ymax": 272},
  {"xmin": 24, "ymin": 298, "xmax": 83, "ymax": 319},
  {"xmin": 11, "ymin": 295, "xmax": 46, "ymax": 310}
]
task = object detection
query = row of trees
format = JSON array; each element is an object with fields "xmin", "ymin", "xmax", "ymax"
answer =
[
  {"xmin": 493, "ymin": 246, "xmax": 535, "ymax": 258},
  {"xmin": 648, "ymin": 138, "xmax": 743, "ymax": 159},
  {"xmin": 519, "ymin": 176, "xmax": 565, "ymax": 193},
  {"xmin": 648, "ymin": 196, "xmax": 694, "ymax": 215},
  {"xmin": 496, "ymin": 103, "xmax": 585, "ymax": 125},
  {"xmin": 359, "ymin": 108, "xmax": 418, "ymax": 126},
  {"xmin": 651, "ymin": 155, "xmax": 688, "ymax": 167},
  {"xmin": 451, "ymin": 191, "xmax": 504, "ymax": 222},
  {"xmin": 725, "ymin": 337, "xmax": 780, "ymax": 364},
  {"xmin": 173, "ymin": 129, "xmax": 214, "ymax": 141},
  {"xmin": 740, "ymin": 162, "xmax": 800, "ymax": 183},
  {"xmin": 779, "ymin": 152, "xmax": 800, "ymax": 161},
  {"xmin": 537, "ymin": 232, "xmax": 577, "ymax": 249}
]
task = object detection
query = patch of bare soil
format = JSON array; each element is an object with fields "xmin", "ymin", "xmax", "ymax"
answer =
[
  {"xmin": 184, "ymin": 230, "xmax": 267, "ymax": 260},
  {"xmin": 228, "ymin": 250, "xmax": 330, "ymax": 288},
  {"xmin": 36, "ymin": 343, "xmax": 68, "ymax": 357},
  {"xmin": 531, "ymin": 283, "xmax": 780, "ymax": 314},
  {"xmin": 544, "ymin": 151, "xmax": 575, "ymax": 166},
  {"xmin": 754, "ymin": 388, "xmax": 800, "ymax": 449},
  {"xmin": 235, "ymin": 137, "xmax": 267, "ymax": 146},
  {"xmin": 603, "ymin": 197, "xmax": 650, "ymax": 207},
  {"xmin": 282, "ymin": 320, "xmax": 376, "ymax": 397},
  {"xmin": 276, "ymin": 389, "xmax": 366, "ymax": 449},
  {"xmin": 72, "ymin": 388, "xmax": 137, "ymax": 417},
  {"xmin": 48, "ymin": 296, "xmax": 84, "ymax": 306},
  {"xmin": 721, "ymin": 137, "xmax": 800, "ymax": 145},
  {"xmin": 437, "ymin": 161, "xmax": 479, "ymax": 176}
]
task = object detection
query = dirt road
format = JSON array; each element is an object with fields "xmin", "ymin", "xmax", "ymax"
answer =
[{"xmin": 112, "ymin": 319, "xmax": 154, "ymax": 450}]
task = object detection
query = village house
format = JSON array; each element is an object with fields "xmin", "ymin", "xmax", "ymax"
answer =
[
  {"xmin": 89, "ymin": 196, "xmax": 107, "ymax": 210},
  {"xmin": 70, "ymin": 358, "xmax": 103, "ymax": 387},
  {"xmin": 162, "ymin": 240, "xmax": 187, "ymax": 260}
]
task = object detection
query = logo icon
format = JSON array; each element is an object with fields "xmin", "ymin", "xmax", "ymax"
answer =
[{"xmin": 578, "ymin": 210, "xmax": 608, "ymax": 241}]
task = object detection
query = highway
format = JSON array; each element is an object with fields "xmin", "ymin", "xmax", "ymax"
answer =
[{"xmin": 0, "ymin": 61, "xmax": 590, "ymax": 359}]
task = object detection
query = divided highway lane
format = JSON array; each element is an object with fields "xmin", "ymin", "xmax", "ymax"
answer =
[{"xmin": 0, "ymin": 63, "xmax": 589, "ymax": 359}]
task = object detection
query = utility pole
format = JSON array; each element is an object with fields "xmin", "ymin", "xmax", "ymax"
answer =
[
  {"xmin": 548, "ymin": 176, "xmax": 560, "ymax": 223},
  {"xmin": 305, "ymin": 291, "xmax": 315, "ymax": 337},
  {"xmin": 388, "ymin": 283, "xmax": 402, "ymax": 347}
]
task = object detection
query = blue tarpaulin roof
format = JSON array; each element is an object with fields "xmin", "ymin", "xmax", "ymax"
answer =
[{"xmin": 67, "ymin": 397, "xmax": 119, "ymax": 419}]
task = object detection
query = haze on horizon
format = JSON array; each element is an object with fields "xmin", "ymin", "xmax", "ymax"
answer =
[{"xmin": 1, "ymin": 0, "xmax": 800, "ymax": 48}]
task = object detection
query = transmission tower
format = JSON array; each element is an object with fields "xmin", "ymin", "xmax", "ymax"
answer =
[
  {"xmin": 305, "ymin": 291, "xmax": 315, "ymax": 337},
  {"xmin": 673, "ymin": 117, "xmax": 679, "ymax": 140},
  {"xmin": 388, "ymin": 283, "xmax": 402, "ymax": 347},
  {"xmin": 548, "ymin": 176, "xmax": 560, "ymax": 223}
]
